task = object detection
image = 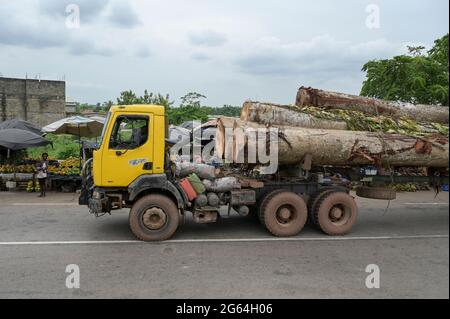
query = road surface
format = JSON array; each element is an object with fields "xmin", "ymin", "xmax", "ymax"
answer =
[{"xmin": 0, "ymin": 191, "xmax": 448, "ymax": 299}]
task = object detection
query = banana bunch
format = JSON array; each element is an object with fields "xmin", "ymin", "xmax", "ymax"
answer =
[
  {"xmin": 0, "ymin": 165, "xmax": 15, "ymax": 173},
  {"xmin": 60, "ymin": 157, "xmax": 80, "ymax": 168},
  {"xmin": 48, "ymin": 165, "xmax": 81, "ymax": 176},
  {"xmin": 26, "ymin": 181, "xmax": 40, "ymax": 192},
  {"xmin": 0, "ymin": 164, "xmax": 35, "ymax": 173}
]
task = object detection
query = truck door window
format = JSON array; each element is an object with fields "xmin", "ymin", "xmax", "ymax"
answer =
[{"xmin": 109, "ymin": 116, "xmax": 149, "ymax": 150}]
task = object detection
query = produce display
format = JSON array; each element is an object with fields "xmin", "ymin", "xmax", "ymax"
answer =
[
  {"xmin": 26, "ymin": 181, "xmax": 40, "ymax": 193},
  {"xmin": 0, "ymin": 156, "xmax": 81, "ymax": 176},
  {"xmin": 0, "ymin": 164, "xmax": 34, "ymax": 173},
  {"xmin": 48, "ymin": 157, "xmax": 81, "ymax": 176}
]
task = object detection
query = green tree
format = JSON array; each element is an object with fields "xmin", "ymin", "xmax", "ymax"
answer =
[
  {"xmin": 361, "ymin": 34, "xmax": 449, "ymax": 106},
  {"xmin": 113, "ymin": 90, "xmax": 238, "ymax": 125},
  {"xmin": 208, "ymin": 104, "xmax": 242, "ymax": 117},
  {"xmin": 168, "ymin": 92, "xmax": 209, "ymax": 125},
  {"xmin": 117, "ymin": 90, "xmax": 174, "ymax": 109},
  {"xmin": 180, "ymin": 92, "xmax": 206, "ymax": 108},
  {"xmin": 117, "ymin": 90, "xmax": 141, "ymax": 105}
]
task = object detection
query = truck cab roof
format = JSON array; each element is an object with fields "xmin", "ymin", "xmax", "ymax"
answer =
[{"xmin": 109, "ymin": 104, "xmax": 165, "ymax": 116}]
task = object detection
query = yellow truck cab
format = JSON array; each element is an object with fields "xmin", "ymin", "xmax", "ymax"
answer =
[
  {"xmin": 93, "ymin": 104, "xmax": 166, "ymax": 187},
  {"xmin": 80, "ymin": 104, "xmax": 189, "ymax": 241},
  {"xmin": 79, "ymin": 104, "xmax": 369, "ymax": 242}
]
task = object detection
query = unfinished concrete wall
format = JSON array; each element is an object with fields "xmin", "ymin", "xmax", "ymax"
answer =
[{"xmin": 0, "ymin": 77, "xmax": 66, "ymax": 128}]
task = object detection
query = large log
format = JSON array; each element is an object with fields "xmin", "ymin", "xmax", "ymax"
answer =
[
  {"xmin": 296, "ymin": 87, "xmax": 449, "ymax": 124},
  {"xmin": 241, "ymin": 101, "xmax": 348, "ymax": 130},
  {"xmin": 215, "ymin": 118, "xmax": 449, "ymax": 168}
]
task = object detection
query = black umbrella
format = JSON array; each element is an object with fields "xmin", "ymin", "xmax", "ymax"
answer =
[
  {"xmin": 0, "ymin": 119, "xmax": 43, "ymax": 135},
  {"xmin": 0, "ymin": 129, "xmax": 51, "ymax": 150}
]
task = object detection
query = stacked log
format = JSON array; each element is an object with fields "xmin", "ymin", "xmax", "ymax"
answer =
[
  {"xmin": 240, "ymin": 101, "xmax": 448, "ymax": 136},
  {"xmin": 215, "ymin": 117, "xmax": 449, "ymax": 167},
  {"xmin": 296, "ymin": 86, "xmax": 449, "ymax": 124},
  {"xmin": 215, "ymin": 87, "xmax": 449, "ymax": 169},
  {"xmin": 240, "ymin": 101, "xmax": 347, "ymax": 130}
]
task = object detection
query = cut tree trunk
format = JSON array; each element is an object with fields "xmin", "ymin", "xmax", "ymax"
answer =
[
  {"xmin": 241, "ymin": 101, "xmax": 348, "ymax": 130},
  {"xmin": 215, "ymin": 118, "xmax": 449, "ymax": 168},
  {"xmin": 296, "ymin": 87, "xmax": 449, "ymax": 124},
  {"xmin": 175, "ymin": 162, "xmax": 218, "ymax": 180}
]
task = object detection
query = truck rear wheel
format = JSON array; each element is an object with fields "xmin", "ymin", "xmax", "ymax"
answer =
[
  {"xmin": 260, "ymin": 191, "xmax": 307, "ymax": 237},
  {"xmin": 129, "ymin": 194, "xmax": 180, "ymax": 241},
  {"xmin": 313, "ymin": 192, "xmax": 358, "ymax": 236},
  {"xmin": 308, "ymin": 187, "xmax": 348, "ymax": 227}
]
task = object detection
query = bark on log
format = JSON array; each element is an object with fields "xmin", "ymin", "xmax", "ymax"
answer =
[
  {"xmin": 215, "ymin": 118, "xmax": 449, "ymax": 168},
  {"xmin": 241, "ymin": 101, "xmax": 348, "ymax": 130},
  {"xmin": 296, "ymin": 86, "xmax": 449, "ymax": 124},
  {"xmin": 203, "ymin": 177, "xmax": 241, "ymax": 192},
  {"xmin": 216, "ymin": 117, "xmax": 239, "ymax": 161},
  {"xmin": 175, "ymin": 162, "xmax": 217, "ymax": 180}
]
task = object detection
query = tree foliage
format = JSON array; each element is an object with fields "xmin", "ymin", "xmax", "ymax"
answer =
[
  {"xmin": 117, "ymin": 90, "xmax": 174, "ymax": 109},
  {"xmin": 361, "ymin": 34, "xmax": 449, "ymax": 106},
  {"xmin": 114, "ymin": 90, "xmax": 241, "ymax": 125},
  {"xmin": 27, "ymin": 134, "xmax": 80, "ymax": 159}
]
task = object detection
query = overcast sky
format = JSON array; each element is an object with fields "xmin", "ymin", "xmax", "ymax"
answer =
[{"xmin": 0, "ymin": 0, "xmax": 448, "ymax": 106}]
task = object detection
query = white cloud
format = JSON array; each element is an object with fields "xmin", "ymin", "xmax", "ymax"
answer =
[
  {"xmin": 188, "ymin": 30, "xmax": 228, "ymax": 47},
  {"xmin": 106, "ymin": 1, "xmax": 141, "ymax": 28},
  {"xmin": 39, "ymin": 0, "xmax": 110, "ymax": 22},
  {"xmin": 191, "ymin": 52, "xmax": 212, "ymax": 61},
  {"xmin": 0, "ymin": 1, "xmax": 143, "ymax": 57},
  {"xmin": 0, "ymin": 0, "xmax": 448, "ymax": 105},
  {"xmin": 235, "ymin": 35, "xmax": 408, "ymax": 76},
  {"xmin": 135, "ymin": 46, "xmax": 152, "ymax": 58}
]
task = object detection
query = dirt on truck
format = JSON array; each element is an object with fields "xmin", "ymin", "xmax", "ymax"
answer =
[{"xmin": 78, "ymin": 104, "xmax": 449, "ymax": 241}]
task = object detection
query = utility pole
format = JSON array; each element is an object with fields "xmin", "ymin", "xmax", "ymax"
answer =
[{"xmin": 23, "ymin": 76, "xmax": 28, "ymax": 121}]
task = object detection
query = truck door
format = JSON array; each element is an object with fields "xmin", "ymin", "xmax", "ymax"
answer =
[{"xmin": 102, "ymin": 113, "xmax": 154, "ymax": 187}]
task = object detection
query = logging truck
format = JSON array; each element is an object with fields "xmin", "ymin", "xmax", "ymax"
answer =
[{"xmin": 79, "ymin": 104, "xmax": 449, "ymax": 241}]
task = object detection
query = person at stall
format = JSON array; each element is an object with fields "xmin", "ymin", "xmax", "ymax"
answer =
[{"xmin": 36, "ymin": 153, "xmax": 49, "ymax": 197}]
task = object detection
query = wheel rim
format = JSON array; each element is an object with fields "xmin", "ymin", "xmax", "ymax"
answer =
[
  {"xmin": 142, "ymin": 207, "xmax": 167, "ymax": 230},
  {"xmin": 276, "ymin": 205, "xmax": 296, "ymax": 225},
  {"xmin": 328, "ymin": 204, "xmax": 351, "ymax": 226}
]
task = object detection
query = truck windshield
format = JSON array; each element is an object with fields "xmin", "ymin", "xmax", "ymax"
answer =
[{"xmin": 98, "ymin": 112, "xmax": 111, "ymax": 148}]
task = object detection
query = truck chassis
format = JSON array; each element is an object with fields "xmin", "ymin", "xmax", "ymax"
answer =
[{"xmin": 80, "ymin": 159, "xmax": 448, "ymax": 241}]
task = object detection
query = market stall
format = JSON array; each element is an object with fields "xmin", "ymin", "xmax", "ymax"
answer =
[
  {"xmin": 0, "ymin": 157, "xmax": 82, "ymax": 192},
  {"xmin": 0, "ymin": 118, "xmax": 91, "ymax": 193}
]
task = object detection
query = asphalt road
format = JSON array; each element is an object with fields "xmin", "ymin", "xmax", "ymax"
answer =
[{"xmin": 0, "ymin": 191, "xmax": 448, "ymax": 299}]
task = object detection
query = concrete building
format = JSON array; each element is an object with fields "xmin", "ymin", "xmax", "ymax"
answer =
[
  {"xmin": 65, "ymin": 97, "xmax": 79, "ymax": 116},
  {"xmin": 0, "ymin": 77, "xmax": 66, "ymax": 128}
]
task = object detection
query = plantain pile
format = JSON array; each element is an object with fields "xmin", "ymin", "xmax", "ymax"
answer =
[
  {"xmin": 48, "ymin": 157, "xmax": 81, "ymax": 176},
  {"xmin": 0, "ymin": 156, "xmax": 81, "ymax": 176},
  {"xmin": 26, "ymin": 181, "xmax": 40, "ymax": 193},
  {"xmin": 0, "ymin": 164, "xmax": 35, "ymax": 174}
]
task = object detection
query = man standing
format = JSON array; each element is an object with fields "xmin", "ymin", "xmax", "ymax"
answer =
[{"xmin": 36, "ymin": 153, "xmax": 49, "ymax": 197}]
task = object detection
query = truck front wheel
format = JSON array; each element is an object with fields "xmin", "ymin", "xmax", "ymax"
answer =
[
  {"xmin": 260, "ymin": 191, "xmax": 308, "ymax": 237},
  {"xmin": 129, "ymin": 194, "xmax": 180, "ymax": 241}
]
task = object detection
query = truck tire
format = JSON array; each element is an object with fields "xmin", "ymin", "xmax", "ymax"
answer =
[
  {"xmin": 356, "ymin": 186, "xmax": 396, "ymax": 200},
  {"xmin": 260, "ymin": 191, "xmax": 308, "ymax": 237},
  {"xmin": 258, "ymin": 189, "xmax": 286, "ymax": 224},
  {"xmin": 129, "ymin": 194, "xmax": 180, "ymax": 241},
  {"xmin": 307, "ymin": 187, "xmax": 348, "ymax": 227},
  {"xmin": 313, "ymin": 192, "xmax": 358, "ymax": 236}
]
